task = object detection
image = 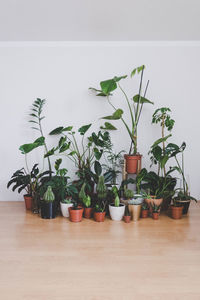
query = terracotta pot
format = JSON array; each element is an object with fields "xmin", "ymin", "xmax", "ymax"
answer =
[
  {"xmin": 128, "ymin": 204, "xmax": 141, "ymax": 221},
  {"xmin": 23, "ymin": 195, "xmax": 33, "ymax": 210},
  {"xmin": 176, "ymin": 200, "xmax": 191, "ymax": 215},
  {"xmin": 93, "ymin": 211, "xmax": 106, "ymax": 222},
  {"xmin": 152, "ymin": 212, "xmax": 159, "ymax": 220},
  {"xmin": 141, "ymin": 209, "xmax": 148, "ymax": 218},
  {"xmin": 124, "ymin": 215, "xmax": 131, "ymax": 223},
  {"xmin": 68, "ymin": 207, "xmax": 83, "ymax": 222},
  {"xmin": 124, "ymin": 154, "xmax": 142, "ymax": 174},
  {"xmin": 171, "ymin": 206, "xmax": 183, "ymax": 219},
  {"xmin": 84, "ymin": 207, "xmax": 93, "ymax": 219}
]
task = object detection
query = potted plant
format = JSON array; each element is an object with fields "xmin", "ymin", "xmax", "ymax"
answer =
[
  {"xmin": 141, "ymin": 202, "xmax": 149, "ymax": 218},
  {"xmin": 151, "ymin": 203, "xmax": 161, "ymax": 220},
  {"xmin": 41, "ymin": 186, "xmax": 56, "ymax": 219},
  {"xmin": 94, "ymin": 176, "xmax": 107, "ymax": 222},
  {"xmin": 90, "ymin": 65, "xmax": 153, "ymax": 174},
  {"xmin": 169, "ymin": 142, "xmax": 197, "ymax": 214},
  {"xmin": 120, "ymin": 187, "xmax": 134, "ymax": 206},
  {"xmin": 68, "ymin": 201, "xmax": 84, "ymax": 222},
  {"xmin": 123, "ymin": 206, "xmax": 131, "ymax": 223},
  {"xmin": 60, "ymin": 198, "xmax": 73, "ymax": 218},
  {"xmin": 128, "ymin": 194, "xmax": 144, "ymax": 222},
  {"xmin": 171, "ymin": 199, "xmax": 183, "ymax": 220},
  {"xmin": 109, "ymin": 186, "xmax": 125, "ymax": 221},
  {"xmin": 148, "ymin": 107, "xmax": 178, "ymax": 210},
  {"xmin": 79, "ymin": 183, "xmax": 93, "ymax": 219}
]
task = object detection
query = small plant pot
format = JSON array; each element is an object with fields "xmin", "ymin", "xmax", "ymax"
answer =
[
  {"xmin": 68, "ymin": 207, "xmax": 83, "ymax": 222},
  {"xmin": 124, "ymin": 154, "xmax": 142, "ymax": 174},
  {"xmin": 124, "ymin": 215, "xmax": 131, "ymax": 223},
  {"xmin": 128, "ymin": 204, "xmax": 141, "ymax": 221},
  {"xmin": 176, "ymin": 200, "xmax": 191, "ymax": 215},
  {"xmin": 60, "ymin": 202, "xmax": 73, "ymax": 217},
  {"xmin": 109, "ymin": 203, "xmax": 125, "ymax": 221},
  {"xmin": 141, "ymin": 209, "xmax": 149, "ymax": 218},
  {"xmin": 84, "ymin": 207, "xmax": 93, "ymax": 219},
  {"xmin": 24, "ymin": 194, "xmax": 33, "ymax": 210},
  {"xmin": 93, "ymin": 211, "xmax": 106, "ymax": 222},
  {"xmin": 171, "ymin": 206, "xmax": 183, "ymax": 220},
  {"xmin": 152, "ymin": 212, "xmax": 159, "ymax": 220},
  {"xmin": 41, "ymin": 201, "xmax": 56, "ymax": 219}
]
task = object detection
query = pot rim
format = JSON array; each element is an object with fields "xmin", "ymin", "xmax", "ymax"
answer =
[
  {"xmin": 176, "ymin": 199, "xmax": 191, "ymax": 203},
  {"xmin": 109, "ymin": 203, "xmax": 125, "ymax": 207},
  {"xmin": 124, "ymin": 154, "xmax": 142, "ymax": 158}
]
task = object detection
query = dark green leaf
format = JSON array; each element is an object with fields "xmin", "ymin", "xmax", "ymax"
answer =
[
  {"xmin": 94, "ymin": 161, "xmax": 102, "ymax": 176},
  {"xmin": 102, "ymin": 109, "xmax": 123, "ymax": 120},
  {"xmin": 63, "ymin": 126, "xmax": 73, "ymax": 132},
  {"xmin": 100, "ymin": 122, "xmax": 117, "ymax": 130},
  {"xmin": 49, "ymin": 127, "xmax": 64, "ymax": 135},
  {"xmin": 100, "ymin": 79, "xmax": 117, "ymax": 95},
  {"xmin": 78, "ymin": 124, "xmax": 92, "ymax": 135},
  {"xmin": 133, "ymin": 94, "xmax": 154, "ymax": 104}
]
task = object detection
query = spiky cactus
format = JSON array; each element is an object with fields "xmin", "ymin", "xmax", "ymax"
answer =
[{"xmin": 43, "ymin": 186, "xmax": 55, "ymax": 202}]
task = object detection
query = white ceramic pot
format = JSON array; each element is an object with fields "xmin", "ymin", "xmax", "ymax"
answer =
[
  {"xmin": 109, "ymin": 204, "xmax": 125, "ymax": 221},
  {"xmin": 60, "ymin": 202, "xmax": 73, "ymax": 217}
]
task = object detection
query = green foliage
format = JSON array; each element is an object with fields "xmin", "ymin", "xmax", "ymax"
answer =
[
  {"xmin": 43, "ymin": 186, "xmax": 55, "ymax": 202},
  {"xmin": 150, "ymin": 203, "xmax": 161, "ymax": 213},
  {"xmin": 124, "ymin": 205, "xmax": 131, "ymax": 216},
  {"xmin": 124, "ymin": 188, "xmax": 134, "ymax": 199},
  {"xmin": 100, "ymin": 122, "xmax": 117, "ymax": 130},
  {"xmin": 90, "ymin": 65, "xmax": 153, "ymax": 154},
  {"xmin": 112, "ymin": 186, "xmax": 120, "ymax": 207},
  {"xmin": 152, "ymin": 107, "xmax": 175, "ymax": 131},
  {"xmin": 19, "ymin": 137, "xmax": 45, "ymax": 154},
  {"xmin": 102, "ymin": 109, "xmax": 124, "ymax": 120},
  {"xmin": 142, "ymin": 202, "xmax": 149, "ymax": 210},
  {"xmin": 78, "ymin": 124, "xmax": 92, "ymax": 135},
  {"xmin": 97, "ymin": 176, "xmax": 107, "ymax": 200},
  {"xmin": 135, "ymin": 168, "xmax": 148, "ymax": 193},
  {"xmin": 79, "ymin": 183, "xmax": 91, "ymax": 208}
]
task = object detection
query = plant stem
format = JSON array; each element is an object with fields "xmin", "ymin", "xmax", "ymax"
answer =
[{"xmin": 161, "ymin": 115, "xmax": 166, "ymax": 177}]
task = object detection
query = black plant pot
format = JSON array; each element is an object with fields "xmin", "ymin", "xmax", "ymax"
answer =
[
  {"xmin": 41, "ymin": 202, "xmax": 56, "ymax": 219},
  {"xmin": 176, "ymin": 200, "xmax": 191, "ymax": 215}
]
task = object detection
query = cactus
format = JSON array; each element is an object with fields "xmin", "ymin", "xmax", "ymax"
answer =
[
  {"xmin": 96, "ymin": 176, "xmax": 107, "ymax": 200},
  {"xmin": 43, "ymin": 186, "xmax": 55, "ymax": 202}
]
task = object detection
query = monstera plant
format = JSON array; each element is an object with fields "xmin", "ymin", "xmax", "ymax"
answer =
[{"xmin": 90, "ymin": 65, "xmax": 153, "ymax": 174}]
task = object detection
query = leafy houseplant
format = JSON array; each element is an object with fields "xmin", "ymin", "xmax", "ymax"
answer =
[
  {"xmin": 120, "ymin": 187, "xmax": 134, "ymax": 206},
  {"xmin": 151, "ymin": 203, "xmax": 161, "ymax": 220},
  {"xmin": 109, "ymin": 186, "xmax": 125, "ymax": 221},
  {"xmin": 90, "ymin": 65, "xmax": 154, "ymax": 174},
  {"xmin": 79, "ymin": 183, "xmax": 93, "ymax": 219},
  {"xmin": 169, "ymin": 142, "xmax": 197, "ymax": 214},
  {"xmin": 171, "ymin": 199, "xmax": 183, "ymax": 220},
  {"xmin": 94, "ymin": 176, "xmax": 107, "ymax": 222},
  {"xmin": 41, "ymin": 186, "xmax": 56, "ymax": 219},
  {"xmin": 123, "ymin": 206, "xmax": 131, "ymax": 223},
  {"xmin": 149, "ymin": 107, "xmax": 175, "ymax": 176},
  {"xmin": 141, "ymin": 202, "xmax": 149, "ymax": 218}
]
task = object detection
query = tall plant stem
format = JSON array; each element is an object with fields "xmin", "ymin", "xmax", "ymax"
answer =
[
  {"xmin": 38, "ymin": 119, "xmax": 52, "ymax": 176},
  {"xmin": 161, "ymin": 116, "xmax": 166, "ymax": 177},
  {"xmin": 107, "ymin": 97, "xmax": 134, "ymax": 145},
  {"xmin": 118, "ymin": 83, "xmax": 134, "ymax": 129}
]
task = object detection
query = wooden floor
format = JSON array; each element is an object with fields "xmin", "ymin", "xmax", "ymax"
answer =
[{"xmin": 0, "ymin": 202, "xmax": 200, "ymax": 300}]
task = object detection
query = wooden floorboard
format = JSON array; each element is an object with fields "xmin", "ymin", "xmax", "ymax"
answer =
[{"xmin": 0, "ymin": 201, "xmax": 200, "ymax": 300}]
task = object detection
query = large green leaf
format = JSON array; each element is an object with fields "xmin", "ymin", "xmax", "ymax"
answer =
[
  {"xmin": 59, "ymin": 142, "xmax": 70, "ymax": 153},
  {"xmin": 63, "ymin": 126, "xmax": 73, "ymax": 132},
  {"xmin": 94, "ymin": 161, "xmax": 102, "ymax": 176},
  {"xmin": 19, "ymin": 137, "xmax": 45, "ymax": 154},
  {"xmin": 78, "ymin": 124, "xmax": 92, "ymax": 135},
  {"xmin": 113, "ymin": 75, "xmax": 127, "ymax": 82},
  {"xmin": 133, "ymin": 94, "xmax": 154, "ymax": 105},
  {"xmin": 102, "ymin": 109, "xmax": 123, "ymax": 120},
  {"xmin": 100, "ymin": 122, "xmax": 117, "ymax": 130},
  {"xmin": 94, "ymin": 148, "xmax": 103, "ymax": 160},
  {"xmin": 100, "ymin": 79, "xmax": 117, "ymax": 95},
  {"xmin": 151, "ymin": 134, "xmax": 172, "ymax": 148},
  {"xmin": 49, "ymin": 127, "xmax": 64, "ymax": 135}
]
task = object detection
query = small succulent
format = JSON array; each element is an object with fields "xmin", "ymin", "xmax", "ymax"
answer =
[
  {"xmin": 124, "ymin": 188, "xmax": 134, "ymax": 199},
  {"xmin": 142, "ymin": 202, "xmax": 149, "ymax": 210}
]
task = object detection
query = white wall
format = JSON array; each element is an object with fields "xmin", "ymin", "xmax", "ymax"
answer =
[
  {"xmin": 0, "ymin": 0, "xmax": 199, "ymax": 40},
  {"xmin": 1, "ymin": 42, "xmax": 200, "ymax": 201}
]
